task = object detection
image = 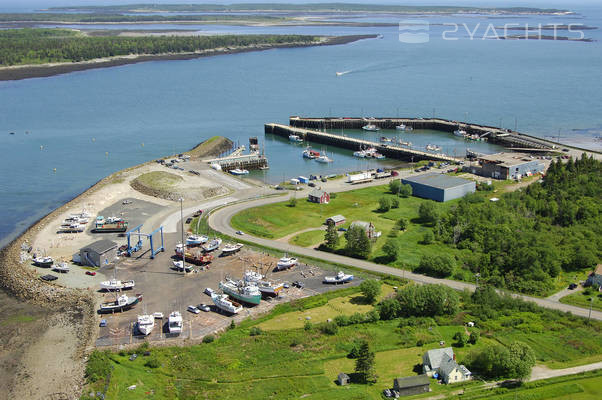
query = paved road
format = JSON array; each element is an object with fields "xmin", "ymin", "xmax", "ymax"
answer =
[
  {"xmin": 530, "ymin": 362, "xmax": 602, "ymax": 381},
  {"xmin": 208, "ymin": 195, "xmax": 602, "ymax": 322}
]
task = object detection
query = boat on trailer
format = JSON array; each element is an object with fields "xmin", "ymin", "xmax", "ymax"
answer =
[{"xmin": 211, "ymin": 293, "xmax": 243, "ymax": 314}]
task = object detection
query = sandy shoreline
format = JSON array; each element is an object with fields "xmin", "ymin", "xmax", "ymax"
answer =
[{"xmin": 0, "ymin": 34, "xmax": 376, "ymax": 81}]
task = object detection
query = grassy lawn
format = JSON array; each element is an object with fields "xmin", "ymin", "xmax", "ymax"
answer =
[
  {"xmin": 559, "ymin": 290, "xmax": 602, "ymax": 313},
  {"xmin": 231, "ymin": 184, "xmax": 467, "ymax": 268},
  {"xmin": 290, "ymin": 229, "xmax": 327, "ymax": 247},
  {"xmin": 258, "ymin": 284, "xmax": 395, "ymax": 331}
]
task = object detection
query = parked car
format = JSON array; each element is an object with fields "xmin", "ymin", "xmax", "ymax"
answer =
[
  {"xmin": 283, "ymin": 283, "xmax": 290, "ymax": 289},
  {"xmin": 129, "ymin": 353, "xmax": 138, "ymax": 361},
  {"xmin": 199, "ymin": 304, "xmax": 210, "ymax": 312},
  {"xmin": 204, "ymin": 288, "xmax": 215, "ymax": 296},
  {"xmin": 85, "ymin": 271, "xmax": 96, "ymax": 276},
  {"xmin": 338, "ymin": 227, "xmax": 347, "ymax": 232},
  {"xmin": 308, "ymin": 182, "xmax": 316, "ymax": 187},
  {"xmin": 187, "ymin": 305, "xmax": 200, "ymax": 314},
  {"xmin": 185, "ymin": 217, "xmax": 193, "ymax": 224},
  {"xmin": 292, "ymin": 281, "xmax": 305, "ymax": 289},
  {"xmin": 99, "ymin": 319, "xmax": 107, "ymax": 327},
  {"xmin": 568, "ymin": 283, "xmax": 578, "ymax": 290},
  {"xmin": 236, "ymin": 230, "xmax": 244, "ymax": 235}
]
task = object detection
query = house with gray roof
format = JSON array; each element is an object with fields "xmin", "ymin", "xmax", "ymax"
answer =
[{"xmin": 422, "ymin": 347, "xmax": 471, "ymax": 384}]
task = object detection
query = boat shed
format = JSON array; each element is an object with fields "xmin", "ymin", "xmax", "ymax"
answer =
[
  {"xmin": 326, "ymin": 215, "xmax": 346, "ymax": 226},
  {"xmin": 308, "ymin": 188, "xmax": 330, "ymax": 204},
  {"xmin": 393, "ymin": 374, "xmax": 430, "ymax": 396},
  {"xmin": 401, "ymin": 173, "xmax": 475, "ymax": 202},
  {"xmin": 80, "ymin": 239, "xmax": 118, "ymax": 268},
  {"xmin": 471, "ymin": 152, "xmax": 545, "ymax": 180}
]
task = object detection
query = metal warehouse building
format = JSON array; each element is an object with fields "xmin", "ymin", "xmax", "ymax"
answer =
[
  {"xmin": 79, "ymin": 239, "xmax": 118, "ymax": 268},
  {"xmin": 471, "ymin": 153, "xmax": 545, "ymax": 180},
  {"xmin": 401, "ymin": 173, "xmax": 476, "ymax": 202}
]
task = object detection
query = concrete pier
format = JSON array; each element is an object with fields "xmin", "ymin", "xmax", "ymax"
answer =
[
  {"xmin": 203, "ymin": 152, "xmax": 268, "ymax": 171},
  {"xmin": 264, "ymin": 123, "xmax": 460, "ymax": 163},
  {"xmin": 289, "ymin": 116, "xmax": 556, "ymax": 150}
]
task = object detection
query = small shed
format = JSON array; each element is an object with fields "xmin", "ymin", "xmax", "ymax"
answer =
[
  {"xmin": 586, "ymin": 264, "xmax": 602, "ymax": 287},
  {"xmin": 393, "ymin": 374, "xmax": 430, "ymax": 396},
  {"xmin": 337, "ymin": 372, "xmax": 350, "ymax": 386},
  {"xmin": 80, "ymin": 239, "xmax": 118, "ymax": 268},
  {"xmin": 308, "ymin": 188, "xmax": 330, "ymax": 204},
  {"xmin": 326, "ymin": 215, "xmax": 346, "ymax": 226}
]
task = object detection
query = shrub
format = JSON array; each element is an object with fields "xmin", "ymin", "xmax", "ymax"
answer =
[
  {"xmin": 398, "ymin": 218, "xmax": 408, "ymax": 231},
  {"xmin": 349, "ymin": 312, "xmax": 365, "ymax": 325},
  {"xmin": 85, "ymin": 351, "xmax": 111, "ymax": 383},
  {"xmin": 202, "ymin": 335, "xmax": 215, "ymax": 343},
  {"xmin": 249, "ymin": 327, "xmax": 263, "ymax": 336},
  {"xmin": 378, "ymin": 298, "xmax": 402, "ymax": 320},
  {"xmin": 399, "ymin": 184, "xmax": 413, "ymax": 198},
  {"xmin": 421, "ymin": 230, "xmax": 435, "ymax": 244},
  {"xmin": 319, "ymin": 321, "xmax": 339, "ymax": 335},
  {"xmin": 229, "ymin": 320, "xmax": 236, "ymax": 330},
  {"xmin": 382, "ymin": 238, "xmax": 400, "ymax": 261},
  {"xmin": 453, "ymin": 331, "xmax": 468, "ymax": 347},
  {"xmin": 334, "ymin": 315, "xmax": 350, "ymax": 326},
  {"xmin": 396, "ymin": 284, "xmax": 460, "ymax": 317},
  {"xmin": 144, "ymin": 357, "xmax": 160, "ymax": 369},
  {"xmin": 290, "ymin": 337, "xmax": 301, "ymax": 347},
  {"xmin": 468, "ymin": 330, "xmax": 480, "ymax": 345},
  {"xmin": 389, "ymin": 180, "xmax": 401, "ymax": 194},
  {"xmin": 304, "ymin": 320, "xmax": 313, "ymax": 331},
  {"xmin": 378, "ymin": 197, "xmax": 392, "ymax": 212},
  {"xmin": 360, "ymin": 279, "xmax": 381, "ymax": 303},
  {"xmin": 364, "ymin": 310, "xmax": 380, "ymax": 323},
  {"xmin": 417, "ymin": 254, "xmax": 454, "ymax": 278},
  {"xmin": 418, "ymin": 202, "xmax": 439, "ymax": 224},
  {"xmin": 391, "ymin": 197, "xmax": 400, "ymax": 208}
]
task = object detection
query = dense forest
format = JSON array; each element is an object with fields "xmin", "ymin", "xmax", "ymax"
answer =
[
  {"xmin": 435, "ymin": 155, "xmax": 601, "ymax": 295},
  {"xmin": 49, "ymin": 3, "xmax": 568, "ymax": 14},
  {"xmin": 0, "ymin": 29, "xmax": 320, "ymax": 66},
  {"xmin": 0, "ymin": 13, "xmax": 284, "ymax": 23}
]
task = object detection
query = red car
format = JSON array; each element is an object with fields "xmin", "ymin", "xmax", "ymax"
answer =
[{"xmin": 85, "ymin": 271, "xmax": 96, "ymax": 276}]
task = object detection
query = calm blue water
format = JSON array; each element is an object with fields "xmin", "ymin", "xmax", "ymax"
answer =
[{"xmin": 1, "ymin": 6, "xmax": 601, "ymax": 248}]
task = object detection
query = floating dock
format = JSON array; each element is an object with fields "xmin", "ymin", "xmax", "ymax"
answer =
[
  {"xmin": 288, "ymin": 116, "xmax": 556, "ymax": 151},
  {"xmin": 204, "ymin": 152, "xmax": 268, "ymax": 171},
  {"xmin": 264, "ymin": 123, "xmax": 460, "ymax": 163}
]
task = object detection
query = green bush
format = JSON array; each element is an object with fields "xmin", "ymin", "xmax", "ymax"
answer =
[
  {"xmin": 249, "ymin": 327, "xmax": 263, "ymax": 336},
  {"xmin": 319, "ymin": 321, "xmax": 339, "ymax": 335},
  {"xmin": 85, "ymin": 351, "xmax": 111, "ymax": 383},
  {"xmin": 203, "ymin": 334, "xmax": 215, "ymax": 343},
  {"xmin": 144, "ymin": 357, "xmax": 160, "ymax": 369},
  {"xmin": 304, "ymin": 320, "xmax": 313, "ymax": 331}
]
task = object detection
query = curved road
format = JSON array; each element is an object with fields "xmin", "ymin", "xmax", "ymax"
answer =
[{"xmin": 208, "ymin": 195, "xmax": 602, "ymax": 321}]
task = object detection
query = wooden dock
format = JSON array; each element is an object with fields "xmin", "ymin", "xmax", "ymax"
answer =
[
  {"xmin": 289, "ymin": 116, "xmax": 556, "ymax": 151},
  {"xmin": 264, "ymin": 123, "xmax": 460, "ymax": 163}
]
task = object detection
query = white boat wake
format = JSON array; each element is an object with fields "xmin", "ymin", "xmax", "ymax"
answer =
[{"xmin": 335, "ymin": 70, "xmax": 351, "ymax": 76}]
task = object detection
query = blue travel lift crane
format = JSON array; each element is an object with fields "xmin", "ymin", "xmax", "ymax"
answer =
[{"xmin": 125, "ymin": 224, "xmax": 165, "ymax": 258}]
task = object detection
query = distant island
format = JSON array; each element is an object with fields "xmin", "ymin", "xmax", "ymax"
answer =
[
  {"xmin": 48, "ymin": 3, "xmax": 572, "ymax": 15},
  {"xmin": 0, "ymin": 29, "xmax": 375, "ymax": 80}
]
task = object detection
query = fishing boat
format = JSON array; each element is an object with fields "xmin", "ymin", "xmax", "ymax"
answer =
[
  {"xmin": 202, "ymin": 238, "xmax": 222, "ymax": 252},
  {"xmin": 454, "ymin": 128, "xmax": 467, "ymax": 137},
  {"xmin": 168, "ymin": 311, "xmax": 183, "ymax": 334},
  {"xmin": 289, "ymin": 134, "xmax": 303, "ymax": 142},
  {"xmin": 186, "ymin": 234, "xmax": 208, "ymax": 246},
  {"xmin": 33, "ymin": 256, "xmax": 53, "ymax": 268},
  {"xmin": 229, "ymin": 169, "xmax": 249, "ymax": 175},
  {"xmin": 353, "ymin": 149, "xmax": 367, "ymax": 158},
  {"xmin": 406, "ymin": 126, "xmax": 414, "ymax": 131},
  {"xmin": 175, "ymin": 244, "xmax": 214, "ymax": 265},
  {"xmin": 100, "ymin": 278, "xmax": 135, "ymax": 291},
  {"xmin": 380, "ymin": 136, "xmax": 393, "ymax": 142},
  {"xmin": 93, "ymin": 216, "xmax": 128, "ymax": 233},
  {"xmin": 99, "ymin": 294, "xmax": 141, "ymax": 313},
  {"xmin": 373, "ymin": 152, "xmax": 385, "ymax": 159},
  {"xmin": 395, "ymin": 124, "xmax": 406, "ymax": 131},
  {"xmin": 210, "ymin": 163, "xmax": 222, "ymax": 171},
  {"xmin": 219, "ymin": 279, "xmax": 261, "ymax": 305},
  {"xmin": 362, "ymin": 124, "xmax": 380, "ymax": 132},
  {"xmin": 58, "ymin": 223, "xmax": 85, "ymax": 233},
  {"xmin": 323, "ymin": 271, "xmax": 354, "ymax": 284},
  {"xmin": 211, "ymin": 293, "xmax": 243, "ymax": 314},
  {"xmin": 52, "ymin": 261, "xmax": 70, "ymax": 273},
  {"xmin": 276, "ymin": 255, "xmax": 298, "ymax": 271},
  {"xmin": 172, "ymin": 260, "xmax": 194, "ymax": 272},
  {"xmin": 302, "ymin": 147, "xmax": 320, "ymax": 159},
  {"xmin": 243, "ymin": 270, "xmax": 264, "ymax": 283},
  {"xmin": 137, "ymin": 314, "xmax": 155, "ymax": 336},
  {"xmin": 63, "ymin": 216, "xmax": 88, "ymax": 224},
  {"xmin": 315, "ymin": 154, "xmax": 333, "ymax": 163},
  {"xmin": 221, "ymin": 243, "xmax": 243, "ymax": 255},
  {"xmin": 426, "ymin": 144, "xmax": 442, "ymax": 152}
]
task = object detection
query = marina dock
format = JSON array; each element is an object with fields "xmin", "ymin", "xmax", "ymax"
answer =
[
  {"xmin": 203, "ymin": 152, "xmax": 268, "ymax": 171},
  {"xmin": 288, "ymin": 117, "xmax": 557, "ymax": 151},
  {"xmin": 264, "ymin": 123, "xmax": 461, "ymax": 163}
]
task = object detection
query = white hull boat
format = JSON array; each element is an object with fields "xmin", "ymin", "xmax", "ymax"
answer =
[
  {"xmin": 52, "ymin": 262, "xmax": 70, "ymax": 273},
  {"xmin": 289, "ymin": 134, "xmax": 303, "ymax": 142},
  {"xmin": 202, "ymin": 238, "xmax": 222, "ymax": 252},
  {"xmin": 277, "ymin": 256, "xmax": 298, "ymax": 271},
  {"xmin": 396, "ymin": 124, "xmax": 406, "ymax": 131},
  {"xmin": 230, "ymin": 169, "xmax": 249, "ymax": 175},
  {"xmin": 221, "ymin": 243, "xmax": 243, "ymax": 255},
  {"xmin": 99, "ymin": 294, "xmax": 141, "ymax": 313},
  {"xmin": 210, "ymin": 163, "xmax": 222, "ymax": 171},
  {"xmin": 172, "ymin": 260, "xmax": 193, "ymax": 272},
  {"xmin": 315, "ymin": 155, "xmax": 333, "ymax": 163},
  {"xmin": 211, "ymin": 293, "xmax": 243, "ymax": 314},
  {"xmin": 137, "ymin": 314, "xmax": 155, "ymax": 336},
  {"xmin": 362, "ymin": 124, "xmax": 380, "ymax": 132},
  {"xmin": 33, "ymin": 256, "xmax": 54, "ymax": 268},
  {"xmin": 454, "ymin": 129, "xmax": 467, "ymax": 137},
  {"xmin": 100, "ymin": 279, "xmax": 135, "ymax": 291},
  {"xmin": 186, "ymin": 234, "xmax": 208, "ymax": 246},
  {"xmin": 323, "ymin": 271, "xmax": 354, "ymax": 284}
]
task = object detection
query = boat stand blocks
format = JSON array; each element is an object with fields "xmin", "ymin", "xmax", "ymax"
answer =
[{"xmin": 126, "ymin": 224, "xmax": 165, "ymax": 258}]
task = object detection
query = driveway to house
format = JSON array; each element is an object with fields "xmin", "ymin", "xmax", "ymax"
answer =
[
  {"xmin": 208, "ymin": 195, "xmax": 602, "ymax": 322},
  {"xmin": 547, "ymin": 286, "xmax": 583, "ymax": 302},
  {"xmin": 530, "ymin": 362, "xmax": 602, "ymax": 381}
]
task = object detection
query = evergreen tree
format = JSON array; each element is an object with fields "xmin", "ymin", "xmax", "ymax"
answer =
[
  {"xmin": 344, "ymin": 225, "xmax": 372, "ymax": 259},
  {"xmin": 324, "ymin": 224, "xmax": 339, "ymax": 250},
  {"xmin": 354, "ymin": 340, "xmax": 377, "ymax": 384},
  {"xmin": 382, "ymin": 238, "xmax": 400, "ymax": 261}
]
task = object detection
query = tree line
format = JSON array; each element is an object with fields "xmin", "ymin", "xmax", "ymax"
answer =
[
  {"xmin": 0, "ymin": 13, "xmax": 283, "ymax": 23},
  {"xmin": 0, "ymin": 29, "xmax": 320, "ymax": 66}
]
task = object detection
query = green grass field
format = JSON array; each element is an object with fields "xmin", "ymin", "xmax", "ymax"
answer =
[
  {"xmin": 290, "ymin": 229, "xmax": 327, "ymax": 247},
  {"xmin": 82, "ymin": 283, "xmax": 602, "ymax": 400},
  {"xmin": 133, "ymin": 171, "xmax": 182, "ymax": 191},
  {"xmin": 559, "ymin": 290, "xmax": 602, "ymax": 313}
]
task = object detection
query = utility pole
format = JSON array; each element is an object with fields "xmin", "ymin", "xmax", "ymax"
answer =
[{"xmin": 589, "ymin": 297, "xmax": 594, "ymax": 322}]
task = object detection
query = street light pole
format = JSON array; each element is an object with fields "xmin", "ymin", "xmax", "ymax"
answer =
[{"xmin": 180, "ymin": 198, "xmax": 186, "ymax": 275}]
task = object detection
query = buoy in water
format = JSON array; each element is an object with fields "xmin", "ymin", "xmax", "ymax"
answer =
[
  {"xmin": 92, "ymin": 138, "xmax": 96, "ymax": 142},
  {"xmin": 141, "ymin": 143, "xmax": 144, "ymax": 147},
  {"xmin": 105, "ymin": 152, "xmax": 109, "ymax": 157},
  {"xmin": 53, "ymin": 168, "xmax": 56, "ymax": 173},
  {"xmin": 9, "ymin": 132, "xmax": 15, "ymax": 135},
  {"xmin": 40, "ymin": 145, "xmax": 43, "ymax": 150}
]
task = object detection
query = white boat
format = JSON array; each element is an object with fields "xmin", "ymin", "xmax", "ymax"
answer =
[
  {"xmin": 353, "ymin": 150, "xmax": 367, "ymax": 158},
  {"xmin": 99, "ymin": 294, "xmax": 141, "ymax": 313},
  {"xmin": 186, "ymin": 234, "xmax": 208, "ymax": 246},
  {"xmin": 52, "ymin": 261, "xmax": 70, "ymax": 273},
  {"xmin": 406, "ymin": 126, "xmax": 414, "ymax": 131},
  {"xmin": 63, "ymin": 216, "xmax": 88, "ymax": 224},
  {"xmin": 211, "ymin": 293, "xmax": 243, "ymax": 314},
  {"xmin": 172, "ymin": 260, "xmax": 193, "ymax": 272},
  {"xmin": 426, "ymin": 144, "xmax": 442, "ymax": 152},
  {"xmin": 229, "ymin": 169, "xmax": 249, "ymax": 175},
  {"xmin": 202, "ymin": 237, "xmax": 222, "ymax": 252},
  {"xmin": 380, "ymin": 136, "xmax": 393, "ymax": 142},
  {"xmin": 33, "ymin": 256, "xmax": 53, "ymax": 268},
  {"xmin": 373, "ymin": 152, "xmax": 385, "ymax": 159},
  {"xmin": 243, "ymin": 270, "xmax": 264, "ymax": 283},
  {"xmin": 315, "ymin": 155, "xmax": 333, "ymax": 163},
  {"xmin": 362, "ymin": 124, "xmax": 380, "ymax": 132},
  {"xmin": 396, "ymin": 124, "xmax": 406, "ymax": 130},
  {"xmin": 335, "ymin": 70, "xmax": 350, "ymax": 76},
  {"xmin": 70, "ymin": 210, "xmax": 91, "ymax": 220},
  {"xmin": 302, "ymin": 147, "xmax": 320, "ymax": 159},
  {"xmin": 289, "ymin": 134, "xmax": 303, "ymax": 142},
  {"xmin": 323, "ymin": 271, "xmax": 354, "ymax": 284},
  {"xmin": 100, "ymin": 279, "xmax": 135, "ymax": 291},
  {"xmin": 221, "ymin": 243, "xmax": 243, "ymax": 255},
  {"xmin": 168, "ymin": 311, "xmax": 183, "ymax": 334},
  {"xmin": 137, "ymin": 314, "xmax": 155, "ymax": 336},
  {"xmin": 58, "ymin": 223, "xmax": 85, "ymax": 233},
  {"xmin": 277, "ymin": 255, "xmax": 298, "ymax": 271},
  {"xmin": 454, "ymin": 129, "xmax": 467, "ymax": 137},
  {"xmin": 210, "ymin": 163, "xmax": 222, "ymax": 171}
]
